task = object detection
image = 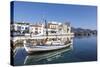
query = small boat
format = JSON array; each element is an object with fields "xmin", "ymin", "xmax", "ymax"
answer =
[{"xmin": 23, "ymin": 40, "xmax": 72, "ymax": 54}]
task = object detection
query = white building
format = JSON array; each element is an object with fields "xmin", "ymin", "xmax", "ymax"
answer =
[
  {"xmin": 47, "ymin": 22, "xmax": 59, "ymax": 35},
  {"xmin": 29, "ymin": 24, "xmax": 44, "ymax": 35},
  {"xmin": 12, "ymin": 22, "xmax": 30, "ymax": 34},
  {"xmin": 46, "ymin": 21, "xmax": 71, "ymax": 35}
]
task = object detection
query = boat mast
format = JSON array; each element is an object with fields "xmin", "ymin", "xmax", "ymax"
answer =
[{"xmin": 45, "ymin": 19, "xmax": 48, "ymax": 36}]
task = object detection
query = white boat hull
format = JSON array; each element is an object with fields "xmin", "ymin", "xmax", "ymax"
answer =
[{"xmin": 24, "ymin": 43, "xmax": 71, "ymax": 53}]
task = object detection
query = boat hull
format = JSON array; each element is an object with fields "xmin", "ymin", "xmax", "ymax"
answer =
[{"xmin": 24, "ymin": 43, "xmax": 71, "ymax": 54}]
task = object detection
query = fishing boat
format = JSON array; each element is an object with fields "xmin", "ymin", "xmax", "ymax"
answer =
[{"xmin": 23, "ymin": 40, "xmax": 72, "ymax": 53}]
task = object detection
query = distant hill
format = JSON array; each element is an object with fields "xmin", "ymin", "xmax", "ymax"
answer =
[{"xmin": 71, "ymin": 27, "xmax": 97, "ymax": 36}]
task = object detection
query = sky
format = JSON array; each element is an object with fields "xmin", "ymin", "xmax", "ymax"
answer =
[{"xmin": 12, "ymin": 1, "xmax": 97, "ymax": 30}]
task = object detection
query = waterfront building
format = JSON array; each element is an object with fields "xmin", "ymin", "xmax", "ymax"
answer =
[
  {"xmin": 48, "ymin": 21, "xmax": 59, "ymax": 29},
  {"xmin": 46, "ymin": 21, "xmax": 71, "ymax": 35},
  {"xmin": 29, "ymin": 24, "xmax": 44, "ymax": 35},
  {"xmin": 62, "ymin": 22, "xmax": 71, "ymax": 34},
  {"xmin": 47, "ymin": 22, "xmax": 59, "ymax": 35},
  {"xmin": 12, "ymin": 22, "xmax": 30, "ymax": 35}
]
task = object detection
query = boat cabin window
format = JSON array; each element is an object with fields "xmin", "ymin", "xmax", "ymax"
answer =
[{"xmin": 51, "ymin": 31, "xmax": 56, "ymax": 33}]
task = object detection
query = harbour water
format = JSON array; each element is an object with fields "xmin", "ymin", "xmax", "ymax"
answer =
[{"xmin": 14, "ymin": 36, "xmax": 97, "ymax": 66}]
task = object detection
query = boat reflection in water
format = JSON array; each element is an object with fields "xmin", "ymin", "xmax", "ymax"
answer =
[{"xmin": 24, "ymin": 45, "xmax": 73, "ymax": 65}]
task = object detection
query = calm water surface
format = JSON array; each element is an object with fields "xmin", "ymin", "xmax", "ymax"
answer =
[{"xmin": 14, "ymin": 36, "xmax": 97, "ymax": 66}]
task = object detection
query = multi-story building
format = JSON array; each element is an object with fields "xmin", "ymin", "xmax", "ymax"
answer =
[
  {"xmin": 46, "ymin": 21, "xmax": 71, "ymax": 35},
  {"xmin": 48, "ymin": 22, "xmax": 59, "ymax": 29},
  {"xmin": 47, "ymin": 21, "xmax": 59, "ymax": 35},
  {"xmin": 29, "ymin": 24, "xmax": 44, "ymax": 35},
  {"xmin": 12, "ymin": 22, "xmax": 30, "ymax": 35},
  {"xmin": 62, "ymin": 22, "xmax": 71, "ymax": 34}
]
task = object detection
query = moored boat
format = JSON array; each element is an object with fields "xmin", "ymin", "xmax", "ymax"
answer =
[{"xmin": 23, "ymin": 39, "xmax": 72, "ymax": 54}]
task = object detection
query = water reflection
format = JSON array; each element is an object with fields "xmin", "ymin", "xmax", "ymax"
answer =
[{"xmin": 24, "ymin": 46, "xmax": 72, "ymax": 65}]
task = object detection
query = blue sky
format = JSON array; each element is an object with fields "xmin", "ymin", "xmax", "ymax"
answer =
[{"xmin": 12, "ymin": 1, "xmax": 97, "ymax": 30}]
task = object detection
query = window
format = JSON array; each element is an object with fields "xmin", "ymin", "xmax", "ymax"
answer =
[
  {"xmin": 17, "ymin": 26, "xmax": 21, "ymax": 30},
  {"xmin": 35, "ymin": 31, "xmax": 38, "ymax": 34},
  {"xmin": 21, "ymin": 27, "xmax": 24, "ymax": 29},
  {"xmin": 35, "ymin": 28, "xmax": 38, "ymax": 30},
  {"xmin": 67, "ymin": 28, "xmax": 69, "ymax": 32},
  {"xmin": 25, "ymin": 27, "xmax": 29, "ymax": 30}
]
